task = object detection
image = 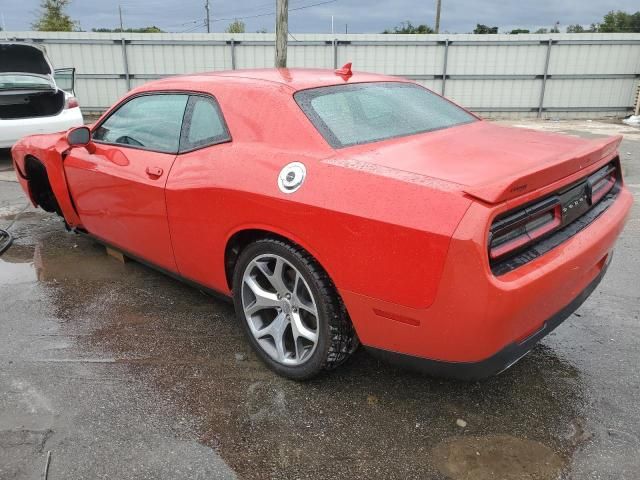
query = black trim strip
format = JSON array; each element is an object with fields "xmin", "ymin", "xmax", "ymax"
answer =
[{"xmin": 367, "ymin": 253, "xmax": 612, "ymax": 381}]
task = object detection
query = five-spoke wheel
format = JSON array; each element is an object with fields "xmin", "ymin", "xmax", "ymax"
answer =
[{"xmin": 232, "ymin": 238, "xmax": 358, "ymax": 379}]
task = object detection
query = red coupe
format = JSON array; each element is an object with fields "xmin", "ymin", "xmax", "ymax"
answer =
[{"xmin": 11, "ymin": 66, "xmax": 632, "ymax": 380}]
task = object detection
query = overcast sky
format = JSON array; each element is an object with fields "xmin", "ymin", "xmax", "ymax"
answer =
[{"xmin": 1, "ymin": 0, "xmax": 638, "ymax": 33}]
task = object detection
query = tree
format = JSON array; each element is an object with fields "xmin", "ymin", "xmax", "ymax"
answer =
[
  {"xmin": 32, "ymin": 0, "xmax": 77, "ymax": 32},
  {"xmin": 225, "ymin": 19, "xmax": 246, "ymax": 33},
  {"xmin": 509, "ymin": 28, "xmax": 530, "ymax": 34},
  {"xmin": 599, "ymin": 10, "xmax": 640, "ymax": 32},
  {"xmin": 383, "ymin": 21, "xmax": 434, "ymax": 34},
  {"xmin": 534, "ymin": 28, "xmax": 548, "ymax": 33},
  {"xmin": 92, "ymin": 26, "xmax": 165, "ymax": 33},
  {"xmin": 473, "ymin": 24, "xmax": 498, "ymax": 34},
  {"xmin": 566, "ymin": 24, "xmax": 585, "ymax": 33}
]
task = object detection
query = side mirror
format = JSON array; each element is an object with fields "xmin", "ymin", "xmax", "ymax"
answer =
[{"xmin": 66, "ymin": 126, "xmax": 91, "ymax": 147}]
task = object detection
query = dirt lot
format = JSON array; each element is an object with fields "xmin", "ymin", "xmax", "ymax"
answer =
[{"xmin": 0, "ymin": 119, "xmax": 639, "ymax": 479}]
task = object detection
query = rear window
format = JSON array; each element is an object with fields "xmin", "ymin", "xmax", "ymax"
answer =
[
  {"xmin": 294, "ymin": 82, "xmax": 476, "ymax": 148},
  {"xmin": 0, "ymin": 74, "xmax": 53, "ymax": 90}
]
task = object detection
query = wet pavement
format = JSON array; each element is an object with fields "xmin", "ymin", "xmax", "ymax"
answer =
[{"xmin": 0, "ymin": 120, "xmax": 638, "ymax": 480}]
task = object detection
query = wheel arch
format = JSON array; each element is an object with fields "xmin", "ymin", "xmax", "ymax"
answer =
[
  {"xmin": 23, "ymin": 154, "xmax": 61, "ymax": 214},
  {"xmin": 223, "ymin": 226, "xmax": 335, "ymax": 293}
]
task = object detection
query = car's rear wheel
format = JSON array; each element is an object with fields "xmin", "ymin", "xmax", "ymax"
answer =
[{"xmin": 232, "ymin": 238, "xmax": 358, "ymax": 380}]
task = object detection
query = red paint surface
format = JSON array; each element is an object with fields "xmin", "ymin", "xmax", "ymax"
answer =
[{"xmin": 11, "ymin": 68, "xmax": 633, "ymax": 364}]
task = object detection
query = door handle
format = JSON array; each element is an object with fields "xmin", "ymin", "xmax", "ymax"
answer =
[{"xmin": 146, "ymin": 166, "xmax": 163, "ymax": 178}]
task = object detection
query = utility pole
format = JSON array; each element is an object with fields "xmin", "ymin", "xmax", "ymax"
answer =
[
  {"xmin": 275, "ymin": 0, "xmax": 288, "ymax": 68},
  {"xmin": 118, "ymin": 4, "xmax": 124, "ymax": 32},
  {"xmin": 205, "ymin": 0, "xmax": 211, "ymax": 33},
  {"xmin": 434, "ymin": 0, "xmax": 441, "ymax": 33}
]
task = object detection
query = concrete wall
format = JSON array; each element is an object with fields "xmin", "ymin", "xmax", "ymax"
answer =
[{"xmin": 4, "ymin": 31, "xmax": 640, "ymax": 118}]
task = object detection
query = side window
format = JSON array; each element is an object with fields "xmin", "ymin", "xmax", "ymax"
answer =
[
  {"xmin": 180, "ymin": 95, "xmax": 230, "ymax": 152},
  {"xmin": 93, "ymin": 94, "xmax": 188, "ymax": 154}
]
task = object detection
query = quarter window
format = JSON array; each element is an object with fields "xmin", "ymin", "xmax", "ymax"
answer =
[
  {"xmin": 180, "ymin": 95, "xmax": 230, "ymax": 152},
  {"xmin": 93, "ymin": 94, "xmax": 188, "ymax": 153}
]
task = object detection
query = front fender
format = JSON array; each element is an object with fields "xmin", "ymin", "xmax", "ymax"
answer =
[{"xmin": 11, "ymin": 133, "xmax": 83, "ymax": 228}]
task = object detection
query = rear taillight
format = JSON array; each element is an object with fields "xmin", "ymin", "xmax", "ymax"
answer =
[
  {"xmin": 587, "ymin": 164, "xmax": 616, "ymax": 205},
  {"xmin": 489, "ymin": 197, "xmax": 562, "ymax": 260},
  {"xmin": 65, "ymin": 96, "xmax": 79, "ymax": 109},
  {"xmin": 490, "ymin": 161, "xmax": 619, "ymax": 275}
]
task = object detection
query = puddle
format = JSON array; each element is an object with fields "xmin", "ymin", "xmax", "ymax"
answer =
[
  {"xmin": 0, "ymin": 259, "xmax": 36, "ymax": 285},
  {"xmin": 432, "ymin": 434, "xmax": 565, "ymax": 480}
]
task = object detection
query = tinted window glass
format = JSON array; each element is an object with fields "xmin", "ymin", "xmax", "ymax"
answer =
[
  {"xmin": 180, "ymin": 95, "xmax": 230, "ymax": 151},
  {"xmin": 295, "ymin": 82, "xmax": 476, "ymax": 148},
  {"xmin": 93, "ymin": 94, "xmax": 188, "ymax": 153}
]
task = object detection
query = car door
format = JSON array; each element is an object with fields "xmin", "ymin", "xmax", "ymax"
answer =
[
  {"xmin": 53, "ymin": 68, "xmax": 75, "ymax": 94},
  {"xmin": 63, "ymin": 93, "xmax": 189, "ymax": 272},
  {"xmin": 165, "ymin": 94, "xmax": 233, "ymax": 288}
]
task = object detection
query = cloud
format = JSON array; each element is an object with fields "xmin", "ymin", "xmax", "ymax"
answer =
[{"xmin": 1, "ymin": 0, "xmax": 637, "ymax": 33}]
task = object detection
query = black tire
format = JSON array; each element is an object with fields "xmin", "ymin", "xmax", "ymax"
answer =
[{"xmin": 232, "ymin": 238, "xmax": 358, "ymax": 380}]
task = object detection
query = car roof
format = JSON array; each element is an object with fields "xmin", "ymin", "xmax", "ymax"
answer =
[{"xmin": 139, "ymin": 68, "xmax": 409, "ymax": 93}]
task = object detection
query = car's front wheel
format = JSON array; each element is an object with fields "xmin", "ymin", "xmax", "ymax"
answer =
[{"xmin": 232, "ymin": 238, "xmax": 358, "ymax": 380}]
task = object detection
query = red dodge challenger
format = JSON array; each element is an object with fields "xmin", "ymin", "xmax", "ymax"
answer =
[{"xmin": 11, "ymin": 66, "xmax": 633, "ymax": 380}]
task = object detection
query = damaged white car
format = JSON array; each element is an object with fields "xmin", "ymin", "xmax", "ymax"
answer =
[{"xmin": 0, "ymin": 43, "xmax": 83, "ymax": 148}]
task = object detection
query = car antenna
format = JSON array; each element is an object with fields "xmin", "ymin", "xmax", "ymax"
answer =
[{"xmin": 335, "ymin": 62, "xmax": 353, "ymax": 77}]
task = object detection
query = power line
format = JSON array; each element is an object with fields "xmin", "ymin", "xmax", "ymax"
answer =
[
  {"xmin": 214, "ymin": 0, "xmax": 321, "ymax": 19},
  {"xmin": 208, "ymin": 0, "xmax": 338, "ymax": 25}
]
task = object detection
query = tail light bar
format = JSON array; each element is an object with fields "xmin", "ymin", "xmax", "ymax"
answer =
[
  {"xmin": 489, "ymin": 162, "xmax": 619, "ymax": 266},
  {"xmin": 489, "ymin": 197, "xmax": 562, "ymax": 260},
  {"xmin": 587, "ymin": 164, "xmax": 616, "ymax": 205}
]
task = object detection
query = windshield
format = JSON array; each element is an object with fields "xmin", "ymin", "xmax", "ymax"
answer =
[
  {"xmin": 0, "ymin": 74, "xmax": 53, "ymax": 90},
  {"xmin": 295, "ymin": 82, "xmax": 477, "ymax": 148}
]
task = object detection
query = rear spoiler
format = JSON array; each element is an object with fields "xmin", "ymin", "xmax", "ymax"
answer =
[{"xmin": 463, "ymin": 135, "xmax": 622, "ymax": 204}]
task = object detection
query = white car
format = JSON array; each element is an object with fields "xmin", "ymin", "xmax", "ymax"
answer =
[{"xmin": 0, "ymin": 43, "xmax": 83, "ymax": 148}]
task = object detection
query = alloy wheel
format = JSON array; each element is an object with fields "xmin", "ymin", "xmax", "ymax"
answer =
[{"xmin": 241, "ymin": 254, "xmax": 320, "ymax": 366}]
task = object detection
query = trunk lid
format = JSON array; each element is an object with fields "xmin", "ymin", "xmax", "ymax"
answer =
[
  {"xmin": 0, "ymin": 43, "xmax": 53, "ymax": 75},
  {"xmin": 335, "ymin": 121, "xmax": 622, "ymax": 204}
]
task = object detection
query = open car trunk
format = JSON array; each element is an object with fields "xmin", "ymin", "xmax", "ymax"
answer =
[
  {"xmin": 0, "ymin": 90, "xmax": 65, "ymax": 120},
  {"xmin": 0, "ymin": 43, "xmax": 65, "ymax": 119}
]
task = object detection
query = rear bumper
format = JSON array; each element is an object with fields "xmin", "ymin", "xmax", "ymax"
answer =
[
  {"xmin": 340, "ymin": 186, "xmax": 633, "ymax": 376},
  {"xmin": 366, "ymin": 253, "xmax": 612, "ymax": 380},
  {"xmin": 0, "ymin": 107, "xmax": 83, "ymax": 148}
]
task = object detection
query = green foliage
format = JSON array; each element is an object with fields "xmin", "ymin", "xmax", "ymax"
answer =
[
  {"xmin": 32, "ymin": 0, "xmax": 77, "ymax": 32},
  {"xmin": 225, "ymin": 19, "xmax": 246, "ymax": 34},
  {"xmin": 383, "ymin": 21, "xmax": 434, "ymax": 34},
  {"xmin": 473, "ymin": 24, "xmax": 498, "ymax": 34},
  {"xmin": 566, "ymin": 23, "xmax": 598, "ymax": 33},
  {"xmin": 599, "ymin": 10, "xmax": 640, "ymax": 32},
  {"xmin": 92, "ymin": 26, "xmax": 165, "ymax": 33},
  {"xmin": 534, "ymin": 28, "xmax": 548, "ymax": 33},
  {"xmin": 509, "ymin": 28, "xmax": 530, "ymax": 34}
]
